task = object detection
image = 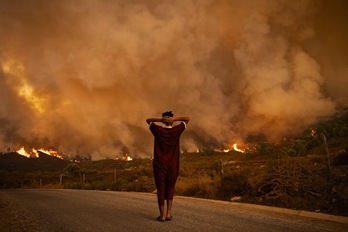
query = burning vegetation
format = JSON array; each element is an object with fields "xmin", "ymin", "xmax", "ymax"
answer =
[
  {"xmin": 16, "ymin": 147, "xmax": 63, "ymax": 160},
  {"xmin": 0, "ymin": 109, "xmax": 347, "ymax": 217}
]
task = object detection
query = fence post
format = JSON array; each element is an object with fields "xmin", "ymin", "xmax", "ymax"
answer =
[
  {"xmin": 220, "ymin": 159, "xmax": 224, "ymax": 176},
  {"xmin": 322, "ymin": 134, "xmax": 331, "ymax": 179},
  {"xmin": 114, "ymin": 169, "xmax": 117, "ymax": 183},
  {"xmin": 59, "ymin": 175, "xmax": 63, "ymax": 186}
]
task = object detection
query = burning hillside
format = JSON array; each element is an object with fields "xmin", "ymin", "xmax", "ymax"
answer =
[
  {"xmin": 16, "ymin": 147, "xmax": 64, "ymax": 160},
  {"xmin": 0, "ymin": 152, "xmax": 67, "ymax": 172}
]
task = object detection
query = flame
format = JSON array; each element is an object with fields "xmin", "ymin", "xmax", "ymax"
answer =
[
  {"xmin": 219, "ymin": 143, "xmax": 246, "ymax": 153},
  {"xmin": 16, "ymin": 146, "xmax": 63, "ymax": 159},
  {"xmin": 233, "ymin": 143, "xmax": 245, "ymax": 153},
  {"xmin": 1, "ymin": 59, "xmax": 47, "ymax": 114},
  {"xmin": 122, "ymin": 154, "xmax": 133, "ymax": 161},
  {"xmin": 35, "ymin": 148, "xmax": 64, "ymax": 160},
  {"xmin": 16, "ymin": 147, "xmax": 31, "ymax": 158},
  {"xmin": 310, "ymin": 128, "xmax": 316, "ymax": 136}
]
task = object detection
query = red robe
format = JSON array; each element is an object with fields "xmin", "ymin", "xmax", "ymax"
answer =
[{"xmin": 150, "ymin": 122, "xmax": 186, "ymax": 205}]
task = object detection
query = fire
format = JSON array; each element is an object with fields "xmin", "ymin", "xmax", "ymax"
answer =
[
  {"xmin": 310, "ymin": 128, "xmax": 316, "ymax": 136},
  {"xmin": 122, "ymin": 154, "xmax": 133, "ymax": 161},
  {"xmin": 16, "ymin": 147, "xmax": 31, "ymax": 158},
  {"xmin": 1, "ymin": 59, "xmax": 47, "ymax": 114},
  {"xmin": 16, "ymin": 147, "xmax": 63, "ymax": 159},
  {"xmin": 35, "ymin": 148, "xmax": 64, "ymax": 160},
  {"xmin": 233, "ymin": 143, "xmax": 245, "ymax": 153},
  {"xmin": 220, "ymin": 143, "xmax": 246, "ymax": 153}
]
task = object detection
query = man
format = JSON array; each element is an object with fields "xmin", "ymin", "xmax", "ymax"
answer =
[{"xmin": 146, "ymin": 111, "xmax": 190, "ymax": 222}]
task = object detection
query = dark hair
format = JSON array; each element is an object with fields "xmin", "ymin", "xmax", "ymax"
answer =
[{"xmin": 162, "ymin": 111, "xmax": 174, "ymax": 117}]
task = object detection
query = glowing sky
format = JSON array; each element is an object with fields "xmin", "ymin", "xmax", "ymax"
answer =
[{"xmin": 0, "ymin": 0, "xmax": 347, "ymax": 159}]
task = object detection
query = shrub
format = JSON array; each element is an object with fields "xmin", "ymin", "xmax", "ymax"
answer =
[
  {"xmin": 257, "ymin": 143, "xmax": 277, "ymax": 159},
  {"xmin": 218, "ymin": 173, "xmax": 251, "ymax": 200},
  {"xmin": 199, "ymin": 147, "xmax": 215, "ymax": 156},
  {"xmin": 90, "ymin": 180, "xmax": 110, "ymax": 190},
  {"xmin": 63, "ymin": 163, "xmax": 85, "ymax": 177}
]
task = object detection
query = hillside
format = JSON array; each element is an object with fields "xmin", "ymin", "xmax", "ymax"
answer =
[
  {"xmin": 0, "ymin": 152, "xmax": 68, "ymax": 172},
  {"xmin": 0, "ymin": 110, "xmax": 347, "ymax": 216}
]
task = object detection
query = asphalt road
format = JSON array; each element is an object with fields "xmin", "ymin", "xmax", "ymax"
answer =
[{"xmin": 2, "ymin": 189, "xmax": 347, "ymax": 232}]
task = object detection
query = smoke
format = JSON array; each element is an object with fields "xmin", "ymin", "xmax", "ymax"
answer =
[{"xmin": 0, "ymin": 0, "xmax": 347, "ymax": 159}]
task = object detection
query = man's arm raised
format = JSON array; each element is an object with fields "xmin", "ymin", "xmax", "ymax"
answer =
[
  {"xmin": 172, "ymin": 117, "xmax": 190, "ymax": 124},
  {"xmin": 146, "ymin": 118, "xmax": 162, "ymax": 125},
  {"xmin": 146, "ymin": 116, "xmax": 190, "ymax": 125}
]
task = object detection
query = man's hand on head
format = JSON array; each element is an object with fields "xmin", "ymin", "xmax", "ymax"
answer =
[{"xmin": 161, "ymin": 116, "xmax": 173, "ymax": 123}]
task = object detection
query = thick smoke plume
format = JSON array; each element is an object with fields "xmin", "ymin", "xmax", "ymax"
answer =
[{"xmin": 0, "ymin": 0, "xmax": 347, "ymax": 159}]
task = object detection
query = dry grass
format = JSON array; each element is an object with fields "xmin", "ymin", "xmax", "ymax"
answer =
[
  {"xmin": 1, "ymin": 151, "xmax": 347, "ymax": 216},
  {"xmin": 176, "ymin": 174, "xmax": 217, "ymax": 199}
]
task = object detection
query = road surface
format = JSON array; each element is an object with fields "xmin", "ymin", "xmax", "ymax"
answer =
[{"xmin": 1, "ymin": 189, "xmax": 347, "ymax": 232}]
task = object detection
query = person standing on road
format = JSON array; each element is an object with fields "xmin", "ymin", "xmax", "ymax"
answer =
[{"xmin": 146, "ymin": 111, "xmax": 190, "ymax": 222}]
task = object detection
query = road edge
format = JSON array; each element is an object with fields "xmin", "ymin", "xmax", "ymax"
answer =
[{"xmin": 173, "ymin": 194, "xmax": 348, "ymax": 224}]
